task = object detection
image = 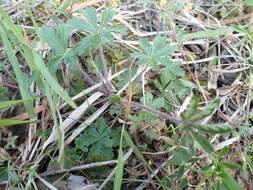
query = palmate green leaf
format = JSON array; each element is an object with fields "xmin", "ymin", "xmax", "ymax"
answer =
[
  {"xmin": 39, "ymin": 24, "xmax": 71, "ymax": 56},
  {"xmin": 101, "ymin": 32, "xmax": 114, "ymax": 43},
  {"xmin": 160, "ymin": 60, "xmax": 185, "ymax": 82},
  {"xmin": 141, "ymin": 93, "xmax": 165, "ymax": 109},
  {"xmin": 190, "ymin": 130, "xmax": 214, "ymax": 153},
  {"xmin": 153, "ymin": 35, "xmax": 167, "ymax": 51},
  {"xmin": 220, "ymin": 173, "xmax": 244, "ymax": 190},
  {"xmin": 131, "ymin": 52, "xmax": 146, "ymax": 58},
  {"xmin": 132, "ymin": 36, "xmax": 176, "ymax": 69},
  {"xmin": 0, "ymin": 98, "xmax": 33, "ymax": 110},
  {"xmin": 139, "ymin": 38, "xmax": 152, "ymax": 53},
  {"xmin": 152, "ymin": 36, "xmax": 176, "ymax": 57},
  {"xmin": 67, "ymin": 18, "xmax": 96, "ymax": 33},
  {"xmin": 100, "ymin": 8, "xmax": 114, "ymax": 28},
  {"xmin": 33, "ymin": 52, "xmax": 76, "ymax": 108},
  {"xmin": 189, "ymin": 98, "xmax": 220, "ymax": 121},
  {"xmin": 0, "ymin": 119, "xmax": 38, "ymax": 126},
  {"xmin": 135, "ymin": 58, "xmax": 149, "ymax": 65},
  {"xmin": 89, "ymin": 141, "xmax": 114, "ymax": 160},
  {"xmin": 69, "ymin": 37, "xmax": 92, "ymax": 56},
  {"xmin": 188, "ymin": 122, "xmax": 231, "ymax": 134},
  {"xmin": 105, "ymin": 25, "xmax": 126, "ymax": 34},
  {"xmin": 75, "ymin": 118, "xmax": 121, "ymax": 160},
  {"xmin": 83, "ymin": 7, "xmax": 98, "ymax": 29},
  {"xmin": 154, "ymin": 45, "xmax": 177, "ymax": 58},
  {"xmin": 68, "ymin": 8, "xmax": 122, "ymax": 56}
]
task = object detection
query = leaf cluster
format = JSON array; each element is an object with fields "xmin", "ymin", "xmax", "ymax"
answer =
[
  {"xmin": 131, "ymin": 36, "xmax": 176, "ymax": 69},
  {"xmin": 179, "ymin": 97, "xmax": 231, "ymax": 153},
  {"xmin": 74, "ymin": 118, "xmax": 121, "ymax": 161}
]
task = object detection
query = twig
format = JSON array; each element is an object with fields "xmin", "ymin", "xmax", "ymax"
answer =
[
  {"xmin": 141, "ymin": 147, "xmax": 176, "ymax": 155},
  {"xmin": 121, "ymin": 99, "xmax": 180, "ymax": 124},
  {"xmin": 36, "ymin": 175, "xmax": 58, "ymax": 190},
  {"xmin": 41, "ymin": 159, "xmax": 118, "ymax": 177}
]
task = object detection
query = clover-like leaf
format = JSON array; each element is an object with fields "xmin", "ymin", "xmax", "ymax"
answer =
[
  {"xmin": 39, "ymin": 24, "xmax": 71, "ymax": 56},
  {"xmin": 67, "ymin": 7, "xmax": 124, "ymax": 54},
  {"xmin": 100, "ymin": 8, "xmax": 114, "ymax": 27},
  {"xmin": 132, "ymin": 36, "xmax": 176, "ymax": 69},
  {"xmin": 83, "ymin": 7, "xmax": 98, "ymax": 29},
  {"xmin": 75, "ymin": 117, "xmax": 121, "ymax": 161}
]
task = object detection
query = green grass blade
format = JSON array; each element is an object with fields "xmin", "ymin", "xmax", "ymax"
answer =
[
  {"xmin": 123, "ymin": 129, "xmax": 150, "ymax": 168},
  {"xmin": 114, "ymin": 126, "xmax": 124, "ymax": 190},
  {"xmin": 0, "ymin": 120, "xmax": 38, "ymax": 126},
  {"xmin": 0, "ymin": 7, "xmax": 27, "ymax": 45},
  {"xmin": 182, "ymin": 28, "xmax": 232, "ymax": 40},
  {"xmin": 44, "ymin": 82, "xmax": 65, "ymax": 168},
  {"xmin": 0, "ymin": 23, "xmax": 35, "ymax": 119},
  {"xmin": 0, "ymin": 98, "xmax": 33, "ymax": 110},
  {"xmin": 33, "ymin": 52, "xmax": 76, "ymax": 108}
]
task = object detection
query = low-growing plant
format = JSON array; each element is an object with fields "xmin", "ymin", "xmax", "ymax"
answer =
[{"xmin": 0, "ymin": 1, "xmax": 251, "ymax": 189}]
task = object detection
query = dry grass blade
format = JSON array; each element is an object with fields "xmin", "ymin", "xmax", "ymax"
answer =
[
  {"xmin": 42, "ymin": 92, "xmax": 104, "ymax": 150},
  {"xmin": 66, "ymin": 101, "xmax": 111, "ymax": 144},
  {"xmin": 36, "ymin": 175, "xmax": 58, "ymax": 190},
  {"xmin": 60, "ymin": 68, "xmax": 126, "ymax": 108},
  {"xmin": 41, "ymin": 159, "xmax": 121, "ymax": 177}
]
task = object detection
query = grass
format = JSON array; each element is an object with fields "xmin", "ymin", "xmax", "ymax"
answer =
[{"xmin": 0, "ymin": 0, "xmax": 253, "ymax": 189}]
